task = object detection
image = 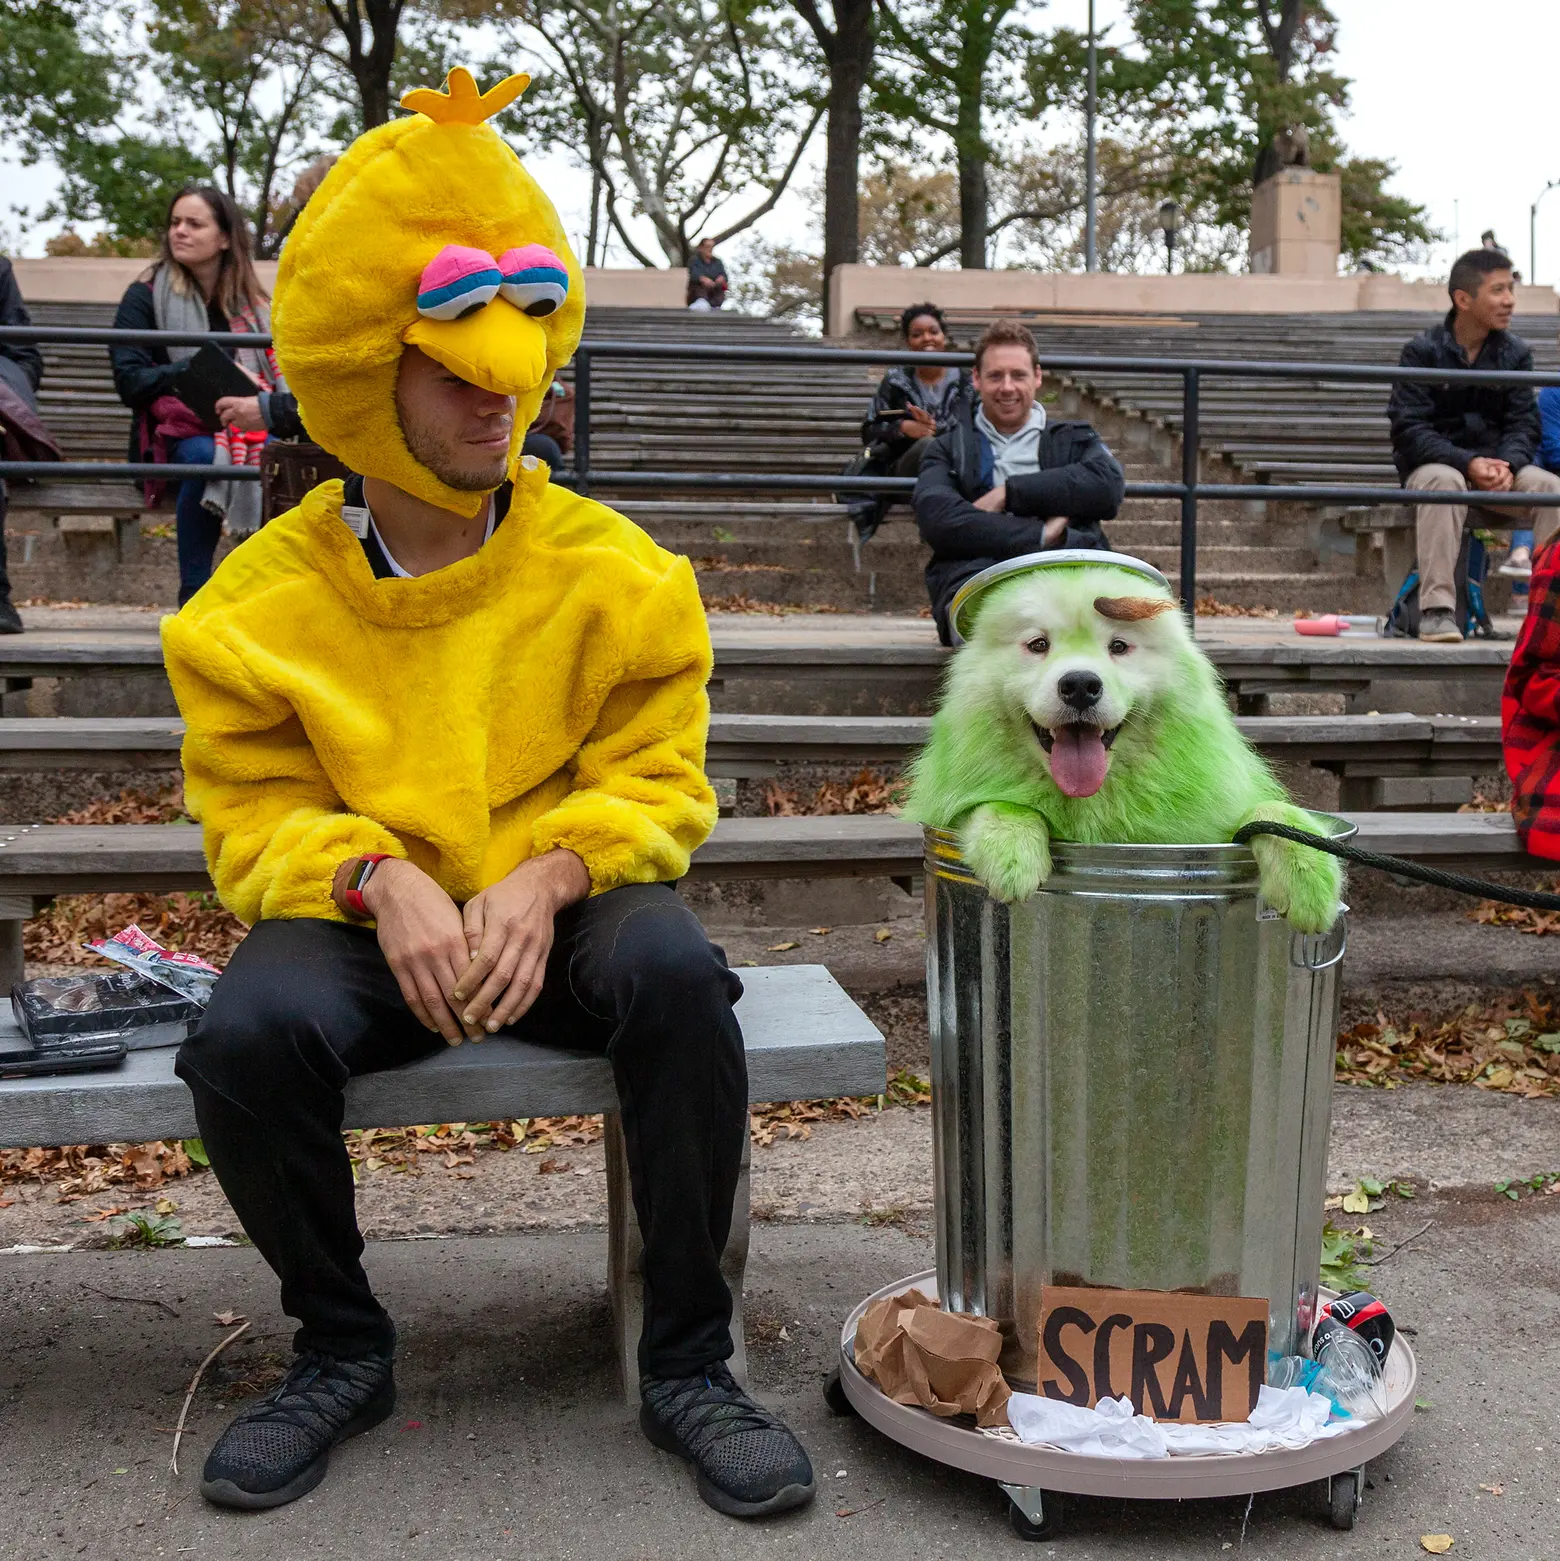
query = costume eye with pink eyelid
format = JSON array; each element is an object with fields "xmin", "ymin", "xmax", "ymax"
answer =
[
  {"xmin": 496, "ymin": 244, "xmax": 569, "ymax": 316},
  {"xmin": 416, "ymin": 245, "xmax": 503, "ymax": 321}
]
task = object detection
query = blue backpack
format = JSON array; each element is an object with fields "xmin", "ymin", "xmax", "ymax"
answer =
[{"xmin": 1381, "ymin": 530, "xmax": 1498, "ymax": 639}]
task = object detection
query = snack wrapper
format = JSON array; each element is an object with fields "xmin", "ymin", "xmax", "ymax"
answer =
[{"xmin": 87, "ymin": 924, "xmax": 221, "ymax": 1006}]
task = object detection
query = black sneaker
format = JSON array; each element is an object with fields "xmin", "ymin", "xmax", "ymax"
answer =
[
  {"xmin": 199, "ymin": 1347, "xmax": 396, "ymax": 1510},
  {"xmin": 0, "ymin": 598, "xmax": 23, "ymax": 635},
  {"xmin": 641, "ymin": 1361, "xmax": 815, "ymax": 1518}
]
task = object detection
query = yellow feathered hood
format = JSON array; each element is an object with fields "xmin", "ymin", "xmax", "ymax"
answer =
[{"xmin": 272, "ymin": 68, "xmax": 586, "ymax": 517}]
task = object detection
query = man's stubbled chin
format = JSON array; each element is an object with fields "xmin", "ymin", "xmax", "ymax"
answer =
[{"xmin": 1031, "ymin": 720, "xmax": 1120, "ymax": 798}]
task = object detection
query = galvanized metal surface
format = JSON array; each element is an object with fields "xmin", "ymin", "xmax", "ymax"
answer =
[{"xmin": 924, "ymin": 824, "xmax": 1350, "ymax": 1385}]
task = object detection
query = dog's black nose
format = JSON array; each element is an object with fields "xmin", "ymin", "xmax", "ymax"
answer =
[{"xmin": 1057, "ymin": 670, "xmax": 1104, "ymax": 711}]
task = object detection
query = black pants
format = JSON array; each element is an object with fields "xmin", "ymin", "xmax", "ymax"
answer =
[{"xmin": 176, "ymin": 884, "xmax": 748, "ymax": 1377}]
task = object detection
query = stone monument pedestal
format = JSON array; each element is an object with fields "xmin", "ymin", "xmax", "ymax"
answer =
[{"xmin": 1250, "ymin": 168, "xmax": 1342, "ymax": 277}]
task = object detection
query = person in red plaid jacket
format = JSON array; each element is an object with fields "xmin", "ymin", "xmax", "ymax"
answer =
[{"xmin": 1504, "ymin": 537, "xmax": 1560, "ymax": 859}]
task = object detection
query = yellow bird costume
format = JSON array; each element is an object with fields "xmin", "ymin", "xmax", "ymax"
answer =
[{"xmin": 160, "ymin": 68, "xmax": 717, "ymax": 924}]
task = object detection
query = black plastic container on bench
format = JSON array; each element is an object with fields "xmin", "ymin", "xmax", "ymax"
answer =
[{"xmin": 12, "ymin": 971, "xmax": 202, "ymax": 1053}]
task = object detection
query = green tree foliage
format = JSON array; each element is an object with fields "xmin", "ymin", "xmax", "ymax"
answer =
[
  {"xmin": 4, "ymin": 0, "xmax": 1438, "ymax": 279},
  {"xmin": 869, "ymin": 0, "xmax": 1042, "ymax": 268},
  {"xmin": 146, "ymin": 0, "xmax": 341, "ymax": 254},
  {"xmin": 1333, "ymin": 153, "xmax": 1435, "ymax": 270},
  {"xmin": 0, "ymin": 1, "xmax": 209, "ymax": 245},
  {"xmin": 1077, "ymin": 0, "xmax": 1437, "ymax": 269}
]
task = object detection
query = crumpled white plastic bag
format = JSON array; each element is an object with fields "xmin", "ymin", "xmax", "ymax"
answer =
[{"xmin": 1005, "ymin": 1385, "xmax": 1352, "ymax": 1459}]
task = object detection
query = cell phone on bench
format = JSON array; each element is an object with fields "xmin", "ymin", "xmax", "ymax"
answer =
[{"xmin": 0, "ymin": 1038, "xmax": 128, "ymax": 1078}]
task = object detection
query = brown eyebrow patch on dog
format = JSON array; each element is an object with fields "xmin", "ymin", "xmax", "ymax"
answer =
[{"xmin": 1094, "ymin": 595, "xmax": 1175, "ymax": 621}]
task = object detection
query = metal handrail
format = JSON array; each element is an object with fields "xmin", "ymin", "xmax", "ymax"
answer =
[{"xmin": 5, "ymin": 323, "xmax": 1560, "ymax": 618}]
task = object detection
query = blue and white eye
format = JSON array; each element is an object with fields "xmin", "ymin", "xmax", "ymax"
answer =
[
  {"xmin": 496, "ymin": 245, "xmax": 570, "ymax": 317},
  {"xmin": 416, "ymin": 245, "xmax": 502, "ymax": 321}
]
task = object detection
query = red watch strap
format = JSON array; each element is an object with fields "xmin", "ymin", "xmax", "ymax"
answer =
[{"xmin": 342, "ymin": 853, "xmax": 392, "ymax": 919}]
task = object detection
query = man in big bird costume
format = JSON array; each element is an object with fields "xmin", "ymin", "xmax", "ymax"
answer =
[{"xmin": 160, "ymin": 68, "xmax": 816, "ymax": 1519}]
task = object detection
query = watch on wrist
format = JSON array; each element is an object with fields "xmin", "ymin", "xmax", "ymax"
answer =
[{"xmin": 341, "ymin": 853, "xmax": 392, "ymax": 919}]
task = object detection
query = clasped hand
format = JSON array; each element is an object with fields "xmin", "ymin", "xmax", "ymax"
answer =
[
  {"xmin": 358, "ymin": 852, "xmax": 590, "ymax": 1044},
  {"xmin": 1467, "ymin": 456, "xmax": 1514, "ymax": 492}
]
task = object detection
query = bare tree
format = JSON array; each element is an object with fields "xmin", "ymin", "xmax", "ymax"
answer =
[
  {"xmin": 515, "ymin": 0, "xmax": 824, "ymax": 265},
  {"xmin": 789, "ymin": 0, "xmax": 873, "ymax": 324}
]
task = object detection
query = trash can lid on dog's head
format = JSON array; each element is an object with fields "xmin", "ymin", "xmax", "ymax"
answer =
[{"xmin": 948, "ymin": 550, "xmax": 1172, "ymax": 645}]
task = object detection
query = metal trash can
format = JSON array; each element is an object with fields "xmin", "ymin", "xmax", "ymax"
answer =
[{"xmin": 924, "ymin": 821, "xmax": 1351, "ymax": 1386}]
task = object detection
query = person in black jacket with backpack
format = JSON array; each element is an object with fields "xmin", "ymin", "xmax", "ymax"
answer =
[
  {"xmin": 848, "ymin": 302, "xmax": 975, "ymax": 541},
  {"xmin": 914, "ymin": 319, "xmax": 1124, "ymax": 643},
  {"xmin": 1387, "ymin": 247, "xmax": 1560, "ymax": 641},
  {"xmin": 0, "ymin": 256, "xmax": 47, "ymax": 633}
]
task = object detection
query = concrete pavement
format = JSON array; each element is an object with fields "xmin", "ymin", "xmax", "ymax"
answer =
[{"xmin": 3, "ymin": 1197, "xmax": 1559, "ymax": 1561}]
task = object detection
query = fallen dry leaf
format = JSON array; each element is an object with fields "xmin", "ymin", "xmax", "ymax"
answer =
[
  {"xmin": 809, "ymin": 927, "xmax": 832, "ymax": 936},
  {"xmin": 874, "ymin": 928, "xmax": 894, "ymax": 943},
  {"xmin": 155, "ymin": 1198, "xmax": 176, "ymax": 1215},
  {"xmin": 537, "ymin": 1159, "xmax": 570, "ymax": 1174},
  {"xmin": 762, "ymin": 767, "xmax": 903, "ymax": 818},
  {"xmin": 1421, "ymin": 1537, "xmax": 1454, "ymax": 1554},
  {"xmin": 213, "ymin": 1310, "xmax": 245, "ymax": 1327},
  {"xmin": 766, "ymin": 942, "xmax": 800, "ymax": 952},
  {"xmin": 1336, "ymin": 992, "xmax": 1560, "ymax": 1099}
]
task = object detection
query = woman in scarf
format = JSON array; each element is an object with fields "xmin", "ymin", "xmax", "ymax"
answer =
[{"xmin": 110, "ymin": 187, "xmax": 288, "ymax": 604}]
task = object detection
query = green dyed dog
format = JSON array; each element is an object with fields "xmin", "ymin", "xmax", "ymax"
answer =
[{"xmin": 905, "ymin": 561, "xmax": 1342, "ymax": 931}]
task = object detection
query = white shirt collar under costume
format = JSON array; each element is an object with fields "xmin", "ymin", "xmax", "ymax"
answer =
[
  {"xmin": 976, "ymin": 403, "xmax": 1048, "ymax": 484},
  {"xmin": 360, "ymin": 493, "xmax": 497, "ymax": 578}
]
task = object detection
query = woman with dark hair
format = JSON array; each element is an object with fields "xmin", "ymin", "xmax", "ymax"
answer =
[
  {"xmin": 110, "ymin": 186, "xmax": 298, "ymax": 603},
  {"xmin": 848, "ymin": 302, "xmax": 973, "ymax": 539}
]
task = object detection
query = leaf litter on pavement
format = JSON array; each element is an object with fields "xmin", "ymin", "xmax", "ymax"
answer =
[
  {"xmin": 3, "ymin": 1074, "xmax": 937, "ymax": 1199},
  {"xmin": 1336, "ymin": 991, "xmax": 1560, "ymax": 1098}
]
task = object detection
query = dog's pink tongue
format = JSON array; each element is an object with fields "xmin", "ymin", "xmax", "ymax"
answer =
[{"xmin": 1048, "ymin": 725, "xmax": 1110, "ymax": 797}]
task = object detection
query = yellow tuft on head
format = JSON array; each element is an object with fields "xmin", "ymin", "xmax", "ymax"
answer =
[{"xmin": 401, "ymin": 66, "xmax": 531, "ymax": 125}]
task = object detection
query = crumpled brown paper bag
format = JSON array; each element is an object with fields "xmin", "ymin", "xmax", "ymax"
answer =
[{"xmin": 853, "ymin": 1288, "xmax": 1011, "ymax": 1427}]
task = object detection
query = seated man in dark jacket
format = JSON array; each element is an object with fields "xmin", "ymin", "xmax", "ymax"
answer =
[
  {"xmin": 1387, "ymin": 247, "xmax": 1560, "ymax": 641},
  {"xmin": 914, "ymin": 319, "xmax": 1124, "ymax": 644}
]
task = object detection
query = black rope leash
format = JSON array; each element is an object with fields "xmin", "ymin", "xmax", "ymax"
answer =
[{"xmin": 1231, "ymin": 821, "xmax": 1560, "ymax": 913}]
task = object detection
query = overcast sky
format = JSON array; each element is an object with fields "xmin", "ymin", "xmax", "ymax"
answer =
[{"xmin": 6, "ymin": 0, "xmax": 1560, "ymax": 288}]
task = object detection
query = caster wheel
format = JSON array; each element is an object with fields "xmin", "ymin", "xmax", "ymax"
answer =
[
  {"xmin": 1008, "ymin": 1494, "xmax": 1063, "ymax": 1541},
  {"xmin": 823, "ymin": 1366, "xmax": 854, "ymax": 1417},
  {"xmin": 1328, "ymin": 1469, "xmax": 1362, "ymax": 1531}
]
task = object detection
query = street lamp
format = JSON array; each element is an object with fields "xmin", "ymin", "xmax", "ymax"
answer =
[
  {"xmin": 1532, "ymin": 179, "xmax": 1560, "ymax": 285},
  {"xmin": 1084, "ymin": 0, "xmax": 1097, "ymax": 272},
  {"xmin": 1158, "ymin": 199, "xmax": 1181, "ymax": 274}
]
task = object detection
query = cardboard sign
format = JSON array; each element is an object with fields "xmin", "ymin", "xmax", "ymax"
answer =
[{"xmin": 1038, "ymin": 1286, "xmax": 1269, "ymax": 1423}]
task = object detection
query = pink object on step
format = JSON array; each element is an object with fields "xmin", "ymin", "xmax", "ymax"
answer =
[{"xmin": 1294, "ymin": 614, "xmax": 1376, "ymax": 637}]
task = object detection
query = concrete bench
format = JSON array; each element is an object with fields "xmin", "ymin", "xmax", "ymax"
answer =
[
  {"xmin": 0, "ymin": 810, "xmax": 1538, "ymax": 983},
  {"xmin": 3, "ymin": 482, "xmax": 147, "ymax": 571},
  {"xmin": 0, "ymin": 625, "xmax": 1517, "ymax": 721},
  {"xmin": 0, "ymin": 711, "xmax": 1506, "ymax": 810},
  {"xmin": 0, "ymin": 961, "xmax": 885, "ymax": 1402}
]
